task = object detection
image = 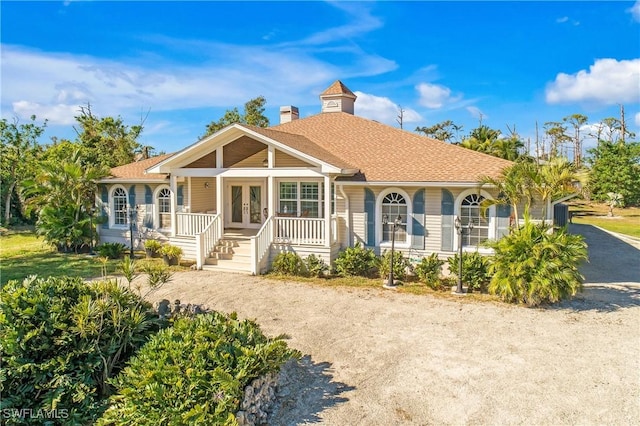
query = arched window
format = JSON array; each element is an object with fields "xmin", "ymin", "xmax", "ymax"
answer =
[
  {"xmin": 460, "ymin": 193, "xmax": 489, "ymax": 246},
  {"xmin": 156, "ymin": 187, "xmax": 171, "ymax": 229},
  {"xmin": 112, "ymin": 187, "xmax": 128, "ymax": 227},
  {"xmin": 381, "ymin": 192, "xmax": 407, "ymax": 243}
]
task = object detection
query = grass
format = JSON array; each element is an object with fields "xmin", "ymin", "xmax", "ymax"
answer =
[
  {"xmin": 0, "ymin": 228, "xmax": 190, "ymax": 285},
  {"xmin": 569, "ymin": 201, "xmax": 640, "ymax": 238}
]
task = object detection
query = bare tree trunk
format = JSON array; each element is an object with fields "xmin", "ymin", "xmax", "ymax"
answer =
[{"xmin": 3, "ymin": 181, "xmax": 16, "ymax": 225}]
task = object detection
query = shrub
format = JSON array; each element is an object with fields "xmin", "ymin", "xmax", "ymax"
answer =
[
  {"xmin": 487, "ymin": 219, "xmax": 587, "ymax": 306},
  {"xmin": 143, "ymin": 239, "xmax": 162, "ymax": 257},
  {"xmin": 271, "ymin": 251, "xmax": 304, "ymax": 275},
  {"xmin": 334, "ymin": 242, "xmax": 377, "ymax": 277},
  {"xmin": 0, "ymin": 276, "xmax": 157, "ymax": 424},
  {"xmin": 159, "ymin": 244, "xmax": 183, "ymax": 266},
  {"xmin": 447, "ymin": 252, "xmax": 492, "ymax": 293},
  {"xmin": 96, "ymin": 242, "xmax": 127, "ymax": 259},
  {"xmin": 98, "ymin": 312, "xmax": 300, "ymax": 425},
  {"xmin": 414, "ymin": 253, "xmax": 445, "ymax": 288},
  {"xmin": 378, "ymin": 250, "xmax": 411, "ymax": 281},
  {"xmin": 304, "ymin": 254, "xmax": 329, "ymax": 278}
]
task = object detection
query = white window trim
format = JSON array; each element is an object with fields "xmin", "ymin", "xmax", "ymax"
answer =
[
  {"xmin": 453, "ymin": 189, "xmax": 495, "ymax": 250},
  {"xmin": 153, "ymin": 184, "xmax": 172, "ymax": 231},
  {"xmin": 276, "ymin": 179, "xmax": 324, "ymax": 217},
  {"xmin": 109, "ymin": 184, "xmax": 129, "ymax": 229},
  {"xmin": 376, "ymin": 187, "xmax": 412, "ymax": 248}
]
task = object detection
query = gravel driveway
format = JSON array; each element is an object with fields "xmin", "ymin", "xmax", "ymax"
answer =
[{"xmin": 144, "ymin": 224, "xmax": 639, "ymax": 425}]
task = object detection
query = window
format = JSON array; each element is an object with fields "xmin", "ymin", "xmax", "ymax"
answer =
[
  {"xmin": 279, "ymin": 181, "xmax": 323, "ymax": 218},
  {"xmin": 460, "ymin": 194, "xmax": 489, "ymax": 247},
  {"xmin": 381, "ymin": 192, "xmax": 407, "ymax": 243},
  {"xmin": 112, "ymin": 187, "xmax": 128, "ymax": 226},
  {"xmin": 157, "ymin": 187, "xmax": 171, "ymax": 229}
]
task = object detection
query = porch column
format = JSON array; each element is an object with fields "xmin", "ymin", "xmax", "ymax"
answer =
[
  {"xmin": 268, "ymin": 175, "xmax": 275, "ymax": 240},
  {"xmin": 170, "ymin": 174, "xmax": 178, "ymax": 236},
  {"xmin": 324, "ymin": 175, "xmax": 331, "ymax": 247},
  {"xmin": 216, "ymin": 148, "xmax": 224, "ymax": 236},
  {"xmin": 267, "ymin": 145, "xmax": 274, "ymax": 168}
]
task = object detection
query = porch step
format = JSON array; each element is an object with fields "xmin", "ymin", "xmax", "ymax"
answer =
[{"xmin": 202, "ymin": 235, "xmax": 253, "ymax": 273}]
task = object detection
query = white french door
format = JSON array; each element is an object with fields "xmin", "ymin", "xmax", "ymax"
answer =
[{"xmin": 226, "ymin": 182, "xmax": 264, "ymax": 229}]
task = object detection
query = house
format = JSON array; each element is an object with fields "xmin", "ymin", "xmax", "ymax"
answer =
[{"xmin": 97, "ymin": 80, "xmax": 534, "ymax": 274}]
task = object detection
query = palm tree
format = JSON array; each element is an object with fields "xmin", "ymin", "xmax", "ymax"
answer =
[{"xmin": 533, "ymin": 157, "xmax": 587, "ymax": 221}]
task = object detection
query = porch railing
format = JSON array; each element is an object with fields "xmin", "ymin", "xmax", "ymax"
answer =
[
  {"xmin": 176, "ymin": 213, "xmax": 216, "ymax": 236},
  {"xmin": 275, "ymin": 217, "xmax": 326, "ymax": 246},
  {"xmin": 250, "ymin": 216, "xmax": 274, "ymax": 275},
  {"xmin": 195, "ymin": 214, "xmax": 221, "ymax": 269}
]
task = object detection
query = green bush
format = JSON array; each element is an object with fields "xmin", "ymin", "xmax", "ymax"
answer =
[
  {"xmin": 447, "ymin": 252, "xmax": 492, "ymax": 293},
  {"xmin": 0, "ymin": 276, "xmax": 157, "ymax": 424},
  {"xmin": 143, "ymin": 239, "xmax": 162, "ymax": 257},
  {"xmin": 271, "ymin": 251, "xmax": 304, "ymax": 275},
  {"xmin": 414, "ymin": 253, "xmax": 445, "ymax": 288},
  {"xmin": 99, "ymin": 312, "xmax": 300, "ymax": 425},
  {"xmin": 304, "ymin": 254, "xmax": 329, "ymax": 278},
  {"xmin": 334, "ymin": 242, "xmax": 378, "ymax": 277},
  {"xmin": 378, "ymin": 250, "xmax": 410, "ymax": 281},
  {"xmin": 96, "ymin": 242, "xmax": 127, "ymax": 259},
  {"xmin": 488, "ymin": 219, "xmax": 587, "ymax": 306}
]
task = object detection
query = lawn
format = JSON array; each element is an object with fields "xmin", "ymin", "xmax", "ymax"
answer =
[{"xmin": 569, "ymin": 201, "xmax": 640, "ymax": 238}]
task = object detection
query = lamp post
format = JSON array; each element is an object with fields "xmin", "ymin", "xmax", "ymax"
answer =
[
  {"xmin": 88, "ymin": 206, "xmax": 95, "ymax": 255},
  {"xmin": 454, "ymin": 216, "xmax": 474, "ymax": 294},
  {"xmin": 128, "ymin": 205, "xmax": 139, "ymax": 259},
  {"xmin": 382, "ymin": 214, "xmax": 402, "ymax": 288}
]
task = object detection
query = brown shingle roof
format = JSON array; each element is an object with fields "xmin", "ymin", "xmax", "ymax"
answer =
[
  {"xmin": 321, "ymin": 80, "xmax": 356, "ymax": 97},
  {"xmin": 107, "ymin": 153, "xmax": 174, "ymax": 180},
  {"xmin": 271, "ymin": 112, "xmax": 512, "ymax": 183}
]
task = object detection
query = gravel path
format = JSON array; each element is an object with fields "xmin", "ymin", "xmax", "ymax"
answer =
[{"xmin": 142, "ymin": 224, "xmax": 639, "ymax": 425}]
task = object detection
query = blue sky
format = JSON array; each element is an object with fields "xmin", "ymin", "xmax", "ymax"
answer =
[{"xmin": 2, "ymin": 1, "xmax": 639, "ymax": 155}]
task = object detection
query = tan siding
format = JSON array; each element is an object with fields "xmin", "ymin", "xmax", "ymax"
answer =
[
  {"xmin": 233, "ymin": 149, "xmax": 267, "ymax": 168},
  {"xmin": 274, "ymin": 150, "xmax": 313, "ymax": 167},
  {"xmin": 223, "ymin": 136, "xmax": 267, "ymax": 167},
  {"xmin": 185, "ymin": 151, "xmax": 216, "ymax": 168},
  {"xmin": 346, "ymin": 186, "xmax": 366, "ymax": 245},
  {"xmin": 190, "ymin": 177, "xmax": 217, "ymax": 213},
  {"xmin": 424, "ymin": 187, "xmax": 442, "ymax": 253}
]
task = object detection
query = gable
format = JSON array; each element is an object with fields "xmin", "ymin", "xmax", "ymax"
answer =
[
  {"xmin": 184, "ymin": 151, "xmax": 217, "ymax": 168},
  {"xmin": 222, "ymin": 136, "xmax": 267, "ymax": 168}
]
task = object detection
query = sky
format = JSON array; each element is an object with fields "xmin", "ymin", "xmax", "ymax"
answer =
[{"xmin": 2, "ymin": 1, "xmax": 639, "ymax": 156}]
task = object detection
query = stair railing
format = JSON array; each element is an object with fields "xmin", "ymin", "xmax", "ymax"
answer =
[
  {"xmin": 250, "ymin": 216, "xmax": 273, "ymax": 275},
  {"xmin": 195, "ymin": 214, "xmax": 221, "ymax": 269}
]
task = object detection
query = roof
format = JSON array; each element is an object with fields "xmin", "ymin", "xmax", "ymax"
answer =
[
  {"xmin": 271, "ymin": 112, "xmax": 512, "ymax": 183},
  {"xmin": 106, "ymin": 153, "xmax": 173, "ymax": 180},
  {"xmin": 321, "ymin": 80, "xmax": 356, "ymax": 98}
]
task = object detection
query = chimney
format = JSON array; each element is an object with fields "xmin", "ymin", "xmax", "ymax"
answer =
[{"xmin": 279, "ymin": 106, "xmax": 299, "ymax": 124}]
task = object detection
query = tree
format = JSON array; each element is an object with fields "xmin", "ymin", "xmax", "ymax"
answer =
[
  {"xmin": 563, "ymin": 114, "xmax": 588, "ymax": 167},
  {"xmin": 202, "ymin": 96, "xmax": 270, "ymax": 138},
  {"xmin": 74, "ymin": 104, "xmax": 144, "ymax": 169},
  {"xmin": 22, "ymin": 149, "xmax": 107, "ymax": 251},
  {"xmin": 0, "ymin": 115, "xmax": 46, "ymax": 225},
  {"xmin": 543, "ymin": 121, "xmax": 571, "ymax": 160},
  {"xmin": 587, "ymin": 140, "xmax": 640, "ymax": 206},
  {"xmin": 415, "ymin": 120, "xmax": 463, "ymax": 142}
]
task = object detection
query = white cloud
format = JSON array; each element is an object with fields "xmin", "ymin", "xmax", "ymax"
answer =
[
  {"xmin": 12, "ymin": 101, "xmax": 79, "ymax": 125},
  {"xmin": 628, "ymin": 1, "xmax": 640, "ymax": 22},
  {"xmin": 635, "ymin": 112, "xmax": 640, "ymax": 127},
  {"xmin": 556, "ymin": 16, "xmax": 569, "ymax": 23},
  {"xmin": 545, "ymin": 58, "xmax": 640, "ymax": 106},
  {"xmin": 466, "ymin": 106, "xmax": 487, "ymax": 121},
  {"xmin": 354, "ymin": 91, "xmax": 421, "ymax": 125},
  {"xmin": 416, "ymin": 83, "xmax": 462, "ymax": 109}
]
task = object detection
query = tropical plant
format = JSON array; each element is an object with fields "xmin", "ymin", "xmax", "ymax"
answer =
[
  {"xmin": 415, "ymin": 120, "xmax": 463, "ymax": 143},
  {"xmin": 119, "ymin": 255, "xmax": 138, "ymax": 287},
  {"xmin": 414, "ymin": 253, "xmax": 445, "ymax": 288},
  {"xmin": 143, "ymin": 239, "xmax": 162, "ymax": 257},
  {"xmin": 96, "ymin": 242, "xmax": 127, "ymax": 259},
  {"xmin": 0, "ymin": 276, "xmax": 157, "ymax": 424},
  {"xmin": 99, "ymin": 312, "xmax": 300, "ymax": 425},
  {"xmin": 487, "ymin": 218, "xmax": 587, "ymax": 306},
  {"xmin": 378, "ymin": 250, "xmax": 411, "ymax": 281},
  {"xmin": 304, "ymin": 254, "xmax": 329, "ymax": 278},
  {"xmin": 606, "ymin": 192, "xmax": 624, "ymax": 217},
  {"xmin": 271, "ymin": 251, "xmax": 305, "ymax": 275},
  {"xmin": 159, "ymin": 244, "xmax": 183, "ymax": 265},
  {"xmin": 447, "ymin": 252, "xmax": 492, "ymax": 293},
  {"xmin": 139, "ymin": 263, "xmax": 173, "ymax": 298},
  {"xmin": 334, "ymin": 242, "xmax": 378, "ymax": 277}
]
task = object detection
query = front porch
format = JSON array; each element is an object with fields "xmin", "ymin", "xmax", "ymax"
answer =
[{"xmin": 169, "ymin": 212, "xmax": 339, "ymax": 274}]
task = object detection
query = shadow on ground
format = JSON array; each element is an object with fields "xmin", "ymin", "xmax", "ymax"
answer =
[
  {"xmin": 549, "ymin": 224, "xmax": 640, "ymax": 312},
  {"xmin": 269, "ymin": 356, "xmax": 355, "ymax": 425}
]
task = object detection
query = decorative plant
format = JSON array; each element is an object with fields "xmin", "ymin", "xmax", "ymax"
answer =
[
  {"xmin": 96, "ymin": 242, "xmax": 127, "ymax": 259},
  {"xmin": 334, "ymin": 242, "xmax": 378, "ymax": 277},
  {"xmin": 159, "ymin": 244, "xmax": 183, "ymax": 266},
  {"xmin": 143, "ymin": 239, "xmax": 162, "ymax": 258},
  {"xmin": 378, "ymin": 250, "xmax": 411, "ymax": 282},
  {"xmin": 304, "ymin": 254, "xmax": 329, "ymax": 278},
  {"xmin": 414, "ymin": 253, "xmax": 445, "ymax": 288},
  {"xmin": 606, "ymin": 192, "xmax": 623, "ymax": 217},
  {"xmin": 119, "ymin": 256, "xmax": 138, "ymax": 288},
  {"xmin": 487, "ymin": 217, "xmax": 587, "ymax": 306},
  {"xmin": 271, "ymin": 251, "xmax": 304, "ymax": 276},
  {"xmin": 447, "ymin": 252, "xmax": 492, "ymax": 293}
]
